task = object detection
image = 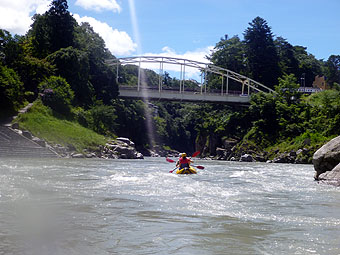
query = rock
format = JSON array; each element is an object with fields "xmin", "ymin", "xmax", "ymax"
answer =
[
  {"xmin": 120, "ymin": 154, "xmax": 128, "ymax": 159},
  {"xmin": 104, "ymin": 139, "xmax": 143, "ymax": 159},
  {"xmin": 67, "ymin": 144, "xmax": 76, "ymax": 152},
  {"xmin": 22, "ymin": 130, "xmax": 32, "ymax": 139},
  {"xmin": 32, "ymin": 137, "xmax": 46, "ymax": 147},
  {"xmin": 272, "ymin": 151, "xmax": 296, "ymax": 164},
  {"xmin": 150, "ymin": 151, "xmax": 160, "ymax": 157},
  {"xmin": 222, "ymin": 138, "xmax": 238, "ymax": 150},
  {"xmin": 254, "ymin": 153, "xmax": 266, "ymax": 162},
  {"xmin": 230, "ymin": 157, "xmax": 237, "ymax": 161},
  {"xmin": 239, "ymin": 154, "xmax": 254, "ymax": 162},
  {"xmin": 11, "ymin": 122, "xmax": 19, "ymax": 129},
  {"xmin": 296, "ymin": 149, "xmax": 303, "ymax": 155},
  {"xmin": 85, "ymin": 153, "xmax": 96, "ymax": 158},
  {"xmin": 289, "ymin": 150, "xmax": 297, "ymax": 157},
  {"xmin": 54, "ymin": 144, "xmax": 68, "ymax": 155},
  {"xmin": 303, "ymin": 138, "xmax": 311, "ymax": 146},
  {"xmin": 216, "ymin": 147, "xmax": 230, "ymax": 160},
  {"xmin": 116, "ymin": 137, "xmax": 135, "ymax": 147},
  {"xmin": 319, "ymin": 163, "xmax": 340, "ymax": 180},
  {"xmin": 313, "ymin": 136, "xmax": 340, "ymax": 180},
  {"xmin": 136, "ymin": 153, "xmax": 144, "ymax": 159},
  {"xmin": 72, "ymin": 153, "xmax": 85, "ymax": 158},
  {"xmin": 272, "ymin": 156, "xmax": 287, "ymax": 163}
]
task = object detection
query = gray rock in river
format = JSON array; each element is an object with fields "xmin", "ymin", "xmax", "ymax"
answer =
[
  {"xmin": 239, "ymin": 154, "xmax": 254, "ymax": 162},
  {"xmin": 104, "ymin": 138, "xmax": 143, "ymax": 159},
  {"xmin": 313, "ymin": 136, "xmax": 340, "ymax": 180}
]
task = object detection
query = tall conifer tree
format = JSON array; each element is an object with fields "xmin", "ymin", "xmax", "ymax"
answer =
[{"xmin": 244, "ymin": 17, "xmax": 280, "ymax": 88}]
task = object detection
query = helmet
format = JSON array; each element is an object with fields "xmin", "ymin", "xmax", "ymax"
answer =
[{"xmin": 181, "ymin": 152, "xmax": 187, "ymax": 158}]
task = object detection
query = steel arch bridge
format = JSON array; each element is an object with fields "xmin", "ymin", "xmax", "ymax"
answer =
[{"xmin": 106, "ymin": 56, "xmax": 275, "ymax": 104}]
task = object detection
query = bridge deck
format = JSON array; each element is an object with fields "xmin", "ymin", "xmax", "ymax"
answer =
[{"xmin": 119, "ymin": 88, "xmax": 250, "ymax": 104}]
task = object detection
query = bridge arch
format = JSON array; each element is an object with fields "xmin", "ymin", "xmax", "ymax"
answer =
[{"xmin": 106, "ymin": 56, "xmax": 275, "ymax": 104}]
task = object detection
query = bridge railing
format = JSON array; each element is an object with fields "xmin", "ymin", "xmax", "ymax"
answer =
[{"xmin": 119, "ymin": 85, "xmax": 244, "ymax": 95}]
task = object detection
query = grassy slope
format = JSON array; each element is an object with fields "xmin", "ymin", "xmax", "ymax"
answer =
[{"xmin": 15, "ymin": 101, "xmax": 108, "ymax": 152}]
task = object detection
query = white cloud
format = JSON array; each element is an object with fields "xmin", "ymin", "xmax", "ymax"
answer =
[
  {"xmin": 0, "ymin": 0, "xmax": 49, "ymax": 35},
  {"xmin": 74, "ymin": 14, "xmax": 137, "ymax": 56},
  {"xmin": 75, "ymin": 0, "xmax": 121, "ymax": 13},
  {"xmin": 140, "ymin": 46, "xmax": 214, "ymax": 79}
]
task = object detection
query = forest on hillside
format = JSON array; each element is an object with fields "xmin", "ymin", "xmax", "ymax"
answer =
[{"xmin": 1, "ymin": 0, "xmax": 340, "ymax": 161}]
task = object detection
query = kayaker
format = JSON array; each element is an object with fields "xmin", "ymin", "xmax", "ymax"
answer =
[{"xmin": 176, "ymin": 153, "xmax": 193, "ymax": 169}]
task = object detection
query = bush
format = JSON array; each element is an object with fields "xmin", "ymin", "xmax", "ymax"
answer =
[{"xmin": 39, "ymin": 76, "xmax": 74, "ymax": 114}]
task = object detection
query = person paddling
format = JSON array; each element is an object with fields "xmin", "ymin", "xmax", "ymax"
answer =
[{"xmin": 176, "ymin": 153, "xmax": 193, "ymax": 169}]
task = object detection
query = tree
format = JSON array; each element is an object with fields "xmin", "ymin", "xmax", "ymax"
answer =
[
  {"xmin": 244, "ymin": 17, "xmax": 280, "ymax": 88},
  {"xmin": 274, "ymin": 74, "xmax": 300, "ymax": 104},
  {"xmin": 163, "ymin": 71, "xmax": 172, "ymax": 87},
  {"xmin": 46, "ymin": 47, "xmax": 93, "ymax": 105},
  {"xmin": 0, "ymin": 64, "xmax": 24, "ymax": 111},
  {"xmin": 75, "ymin": 22, "xmax": 119, "ymax": 103},
  {"xmin": 29, "ymin": 0, "xmax": 77, "ymax": 58},
  {"xmin": 325, "ymin": 55, "xmax": 340, "ymax": 87},
  {"xmin": 0, "ymin": 29, "xmax": 22, "ymax": 66},
  {"xmin": 209, "ymin": 35, "xmax": 247, "ymax": 74},
  {"xmin": 46, "ymin": 0, "xmax": 77, "ymax": 53},
  {"xmin": 16, "ymin": 55, "xmax": 55, "ymax": 95},
  {"xmin": 88, "ymin": 104, "xmax": 117, "ymax": 135},
  {"xmin": 275, "ymin": 37, "xmax": 299, "ymax": 77},
  {"xmin": 293, "ymin": 46, "xmax": 322, "ymax": 87}
]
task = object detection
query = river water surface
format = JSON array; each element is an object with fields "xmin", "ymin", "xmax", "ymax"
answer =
[{"xmin": 0, "ymin": 157, "xmax": 339, "ymax": 254}]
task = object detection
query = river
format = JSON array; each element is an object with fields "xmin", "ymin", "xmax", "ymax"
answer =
[{"xmin": 0, "ymin": 157, "xmax": 339, "ymax": 255}]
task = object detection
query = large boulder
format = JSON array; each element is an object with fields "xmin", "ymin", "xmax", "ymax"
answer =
[
  {"xmin": 104, "ymin": 139, "xmax": 143, "ymax": 159},
  {"xmin": 319, "ymin": 163, "xmax": 340, "ymax": 179},
  {"xmin": 313, "ymin": 136, "xmax": 340, "ymax": 180}
]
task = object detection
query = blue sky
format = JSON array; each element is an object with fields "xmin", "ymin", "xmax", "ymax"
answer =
[{"xmin": 1, "ymin": 0, "xmax": 339, "ymax": 62}]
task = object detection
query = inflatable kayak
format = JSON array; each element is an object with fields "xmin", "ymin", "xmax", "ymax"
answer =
[{"xmin": 176, "ymin": 167, "xmax": 197, "ymax": 175}]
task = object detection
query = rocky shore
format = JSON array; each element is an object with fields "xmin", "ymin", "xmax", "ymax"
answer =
[
  {"xmin": 51, "ymin": 137, "xmax": 146, "ymax": 159},
  {"xmin": 10, "ymin": 122, "xmax": 182, "ymax": 160},
  {"xmin": 313, "ymin": 135, "xmax": 340, "ymax": 185},
  {"xmin": 198, "ymin": 137, "xmax": 314, "ymax": 164}
]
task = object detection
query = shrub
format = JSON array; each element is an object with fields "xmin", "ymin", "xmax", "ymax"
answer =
[{"xmin": 39, "ymin": 76, "xmax": 74, "ymax": 114}]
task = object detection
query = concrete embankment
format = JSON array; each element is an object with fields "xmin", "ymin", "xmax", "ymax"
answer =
[{"xmin": 0, "ymin": 125, "xmax": 58, "ymax": 158}]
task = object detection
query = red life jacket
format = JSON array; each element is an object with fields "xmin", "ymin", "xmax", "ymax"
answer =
[{"xmin": 179, "ymin": 157, "xmax": 190, "ymax": 168}]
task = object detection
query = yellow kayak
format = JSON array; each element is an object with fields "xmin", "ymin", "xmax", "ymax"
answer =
[{"xmin": 176, "ymin": 167, "xmax": 197, "ymax": 175}]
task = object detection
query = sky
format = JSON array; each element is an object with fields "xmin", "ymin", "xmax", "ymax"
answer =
[{"xmin": 1, "ymin": 0, "xmax": 340, "ymax": 68}]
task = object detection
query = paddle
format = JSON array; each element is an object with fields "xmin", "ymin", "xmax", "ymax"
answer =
[
  {"xmin": 191, "ymin": 151, "xmax": 200, "ymax": 158},
  {"xmin": 193, "ymin": 165, "xmax": 205, "ymax": 170},
  {"xmin": 166, "ymin": 157, "xmax": 175, "ymax": 163},
  {"xmin": 169, "ymin": 167, "xmax": 178, "ymax": 173}
]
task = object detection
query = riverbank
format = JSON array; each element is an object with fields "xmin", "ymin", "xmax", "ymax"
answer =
[
  {"xmin": 9, "ymin": 100, "xmax": 332, "ymax": 164},
  {"xmin": 10, "ymin": 101, "xmax": 180, "ymax": 159}
]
